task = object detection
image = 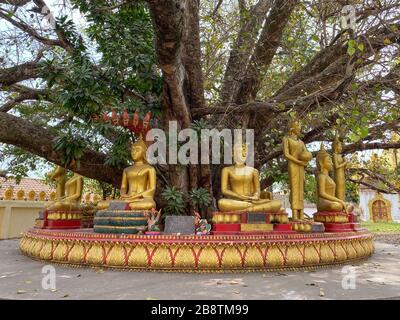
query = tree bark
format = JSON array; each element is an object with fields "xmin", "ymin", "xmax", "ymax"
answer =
[
  {"xmin": 235, "ymin": 0, "xmax": 298, "ymax": 104},
  {"xmin": 219, "ymin": 0, "xmax": 271, "ymax": 104}
]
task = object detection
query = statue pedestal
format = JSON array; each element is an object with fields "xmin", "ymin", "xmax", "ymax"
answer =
[
  {"xmin": 313, "ymin": 211, "xmax": 358, "ymax": 233},
  {"xmin": 273, "ymin": 223, "xmax": 293, "ymax": 232},
  {"xmin": 211, "ymin": 211, "xmax": 289, "ymax": 235},
  {"xmin": 314, "ymin": 211, "xmax": 349, "ymax": 223},
  {"xmin": 212, "ymin": 223, "xmax": 241, "ymax": 234},
  {"xmin": 94, "ymin": 203, "xmax": 148, "ymax": 234},
  {"xmin": 43, "ymin": 210, "xmax": 82, "ymax": 229},
  {"xmin": 81, "ymin": 204, "xmax": 97, "ymax": 228},
  {"xmin": 323, "ymin": 223, "xmax": 354, "ymax": 233},
  {"xmin": 240, "ymin": 223, "xmax": 273, "ymax": 233}
]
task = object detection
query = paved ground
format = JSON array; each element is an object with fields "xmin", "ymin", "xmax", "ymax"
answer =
[{"xmin": 0, "ymin": 239, "xmax": 399, "ymax": 300}]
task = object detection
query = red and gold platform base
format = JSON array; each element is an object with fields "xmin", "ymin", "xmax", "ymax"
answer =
[
  {"xmin": 35, "ymin": 210, "xmax": 82, "ymax": 230},
  {"xmin": 313, "ymin": 211, "xmax": 360, "ymax": 233},
  {"xmin": 19, "ymin": 228, "xmax": 374, "ymax": 272},
  {"xmin": 211, "ymin": 211, "xmax": 290, "ymax": 235}
]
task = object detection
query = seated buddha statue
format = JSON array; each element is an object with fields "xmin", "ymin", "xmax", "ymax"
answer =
[
  {"xmin": 47, "ymin": 172, "xmax": 83, "ymax": 211},
  {"xmin": 97, "ymin": 138, "xmax": 156, "ymax": 210},
  {"xmin": 218, "ymin": 143, "xmax": 283, "ymax": 212},
  {"xmin": 49, "ymin": 166, "xmax": 67, "ymax": 200},
  {"xmin": 45, "ymin": 165, "xmax": 66, "ymax": 209},
  {"xmin": 316, "ymin": 144, "xmax": 348, "ymax": 213}
]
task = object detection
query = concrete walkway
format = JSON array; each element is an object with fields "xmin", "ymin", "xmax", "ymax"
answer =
[{"xmin": 0, "ymin": 239, "xmax": 399, "ymax": 300}]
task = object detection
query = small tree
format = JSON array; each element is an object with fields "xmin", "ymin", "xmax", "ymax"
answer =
[
  {"xmin": 189, "ymin": 188, "xmax": 212, "ymax": 218},
  {"xmin": 161, "ymin": 186, "xmax": 186, "ymax": 216}
]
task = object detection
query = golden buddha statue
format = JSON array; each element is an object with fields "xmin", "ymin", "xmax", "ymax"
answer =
[
  {"xmin": 48, "ymin": 166, "xmax": 66, "ymax": 200},
  {"xmin": 316, "ymin": 144, "xmax": 348, "ymax": 212},
  {"xmin": 97, "ymin": 138, "xmax": 156, "ymax": 210},
  {"xmin": 218, "ymin": 143, "xmax": 283, "ymax": 212},
  {"xmin": 47, "ymin": 172, "xmax": 83, "ymax": 211},
  {"xmin": 332, "ymin": 136, "xmax": 347, "ymax": 201},
  {"xmin": 283, "ymin": 119, "xmax": 312, "ymax": 221}
]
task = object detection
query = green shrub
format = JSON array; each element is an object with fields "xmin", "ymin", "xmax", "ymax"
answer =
[{"xmin": 161, "ymin": 186, "xmax": 186, "ymax": 215}]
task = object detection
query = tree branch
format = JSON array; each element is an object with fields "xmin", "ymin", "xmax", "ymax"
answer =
[
  {"xmin": 0, "ymin": 8, "xmax": 63, "ymax": 47},
  {"xmin": 31, "ymin": 0, "xmax": 77, "ymax": 53},
  {"xmin": 0, "ymin": 88, "xmax": 49, "ymax": 112},
  {"xmin": 0, "ymin": 112, "xmax": 121, "ymax": 186},
  {"xmin": 0, "ymin": 60, "xmax": 41, "ymax": 87},
  {"xmin": 220, "ymin": 0, "xmax": 271, "ymax": 104},
  {"xmin": 235, "ymin": 0, "xmax": 298, "ymax": 104}
]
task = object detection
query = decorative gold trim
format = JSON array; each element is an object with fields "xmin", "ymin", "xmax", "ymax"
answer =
[
  {"xmin": 240, "ymin": 223, "xmax": 273, "ymax": 231},
  {"xmin": 19, "ymin": 229, "xmax": 374, "ymax": 273},
  {"xmin": 94, "ymin": 225, "xmax": 146, "ymax": 229},
  {"xmin": 94, "ymin": 217, "xmax": 147, "ymax": 221}
]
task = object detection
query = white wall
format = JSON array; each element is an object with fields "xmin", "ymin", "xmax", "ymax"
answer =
[{"xmin": 0, "ymin": 200, "xmax": 44, "ymax": 239}]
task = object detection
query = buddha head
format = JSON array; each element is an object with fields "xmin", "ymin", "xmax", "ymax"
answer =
[
  {"xmin": 233, "ymin": 142, "xmax": 248, "ymax": 165},
  {"xmin": 131, "ymin": 137, "xmax": 148, "ymax": 163},
  {"xmin": 316, "ymin": 144, "xmax": 333, "ymax": 172},
  {"xmin": 288, "ymin": 119, "xmax": 301, "ymax": 136},
  {"xmin": 332, "ymin": 136, "xmax": 343, "ymax": 153}
]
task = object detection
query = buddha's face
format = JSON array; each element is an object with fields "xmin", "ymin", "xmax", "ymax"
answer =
[
  {"xmin": 333, "ymin": 141, "xmax": 342, "ymax": 153},
  {"xmin": 233, "ymin": 144, "xmax": 247, "ymax": 165},
  {"xmin": 289, "ymin": 121, "xmax": 301, "ymax": 136},
  {"xmin": 131, "ymin": 144, "xmax": 146, "ymax": 162},
  {"xmin": 322, "ymin": 155, "xmax": 333, "ymax": 171}
]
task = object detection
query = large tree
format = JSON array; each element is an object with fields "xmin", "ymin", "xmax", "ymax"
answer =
[{"xmin": 1, "ymin": 0, "xmax": 399, "ymax": 202}]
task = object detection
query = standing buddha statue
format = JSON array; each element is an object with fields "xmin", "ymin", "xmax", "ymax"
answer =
[
  {"xmin": 332, "ymin": 136, "xmax": 347, "ymax": 201},
  {"xmin": 283, "ymin": 119, "xmax": 312, "ymax": 221}
]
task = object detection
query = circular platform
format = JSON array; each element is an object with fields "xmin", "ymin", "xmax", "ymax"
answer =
[{"xmin": 19, "ymin": 228, "xmax": 374, "ymax": 272}]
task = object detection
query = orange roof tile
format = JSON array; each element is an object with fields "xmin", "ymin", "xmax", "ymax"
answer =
[{"xmin": 0, "ymin": 177, "xmax": 54, "ymax": 199}]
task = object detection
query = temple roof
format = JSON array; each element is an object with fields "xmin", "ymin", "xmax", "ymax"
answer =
[{"xmin": 0, "ymin": 177, "xmax": 54, "ymax": 199}]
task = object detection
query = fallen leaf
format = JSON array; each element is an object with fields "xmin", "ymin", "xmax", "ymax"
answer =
[
  {"xmin": 305, "ymin": 283, "xmax": 316, "ymax": 286},
  {"xmin": 25, "ymin": 280, "xmax": 32, "ymax": 284},
  {"xmin": 146, "ymin": 297, "xmax": 158, "ymax": 300},
  {"xmin": 62, "ymin": 294, "xmax": 69, "ymax": 298},
  {"xmin": 51, "ymin": 289, "xmax": 57, "ymax": 292},
  {"xmin": 16, "ymin": 290, "xmax": 26, "ymax": 294},
  {"xmin": 319, "ymin": 288, "xmax": 325, "ymax": 297},
  {"xmin": 233, "ymin": 290, "xmax": 240, "ymax": 294}
]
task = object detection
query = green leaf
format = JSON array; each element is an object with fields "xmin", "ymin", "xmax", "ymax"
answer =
[{"xmin": 347, "ymin": 46, "xmax": 356, "ymax": 56}]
